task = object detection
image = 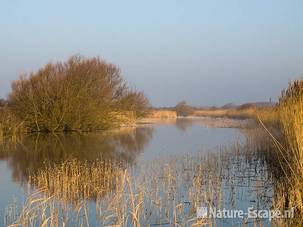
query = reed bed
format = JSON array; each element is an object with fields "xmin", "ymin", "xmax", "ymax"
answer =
[
  {"xmin": 28, "ymin": 159, "xmax": 126, "ymax": 205},
  {"xmin": 256, "ymin": 79, "xmax": 303, "ymax": 221},
  {"xmin": 275, "ymin": 79, "xmax": 303, "ymax": 216},
  {"xmin": 6, "ymin": 142, "xmax": 274, "ymax": 227},
  {"xmin": 193, "ymin": 105, "xmax": 277, "ymax": 123},
  {"xmin": 241, "ymin": 126, "xmax": 303, "ymax": 226},
  {"xmin": 243, "ymin": 78, "xmax": 303, "ymax": 225}
]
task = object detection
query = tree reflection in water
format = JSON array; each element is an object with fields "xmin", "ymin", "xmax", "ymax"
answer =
[{"xmin": 0, "ymin": 126, "xmax": 154, "ymax": 187}]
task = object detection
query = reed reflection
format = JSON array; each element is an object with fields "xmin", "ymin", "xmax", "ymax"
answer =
[{"xmin": 0, "ymin": 127, "xmax": 154, "ymax": 189}]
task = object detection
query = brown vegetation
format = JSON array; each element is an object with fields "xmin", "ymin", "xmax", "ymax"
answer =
[
  {"xmin": 148, "ymin": 110, "xmax": 177, "ymax": 119},
  {"xmin": 7, "ymin": 144, "xmax": 269, "ymax": 226},
  {"xmin": 7, "ymin": 56, "xmax": 149, "ymax": 133},
  {"xmin": 174, "ymin": 101, "xmax": 194, "ymax": 117},
  {"xmin": 253, "ymin": 79, "xmax": 303, "ymax": 220},
  {"xmin": 0, "ymin": 107, "xmax": 25, "ymax": 143},
  {"xmin": 138, "ymin": 110, "xmax": 177, "ymax": 124},
  {"xmin": 193, "ymin": 104, "xmax": 277, "ymax": 123},
  {"xmin": 273, "ymin": 79, "xmax": 303, "ymax": 216},
  {"xmin": 29, "ymin": 159, "xmax": 125, "ymax": 205}
]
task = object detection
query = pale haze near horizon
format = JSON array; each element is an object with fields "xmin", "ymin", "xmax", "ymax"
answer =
[{"xmin": 0, "ymin": 0, "xmax": 302, "ymax": 107}]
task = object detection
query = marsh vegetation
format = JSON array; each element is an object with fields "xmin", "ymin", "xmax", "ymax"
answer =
[
  {"xmin": 1, "ymin": 56, "xmax": 149, "ymax": 136},
  {"xmin": 5, "ymin": 139, "xmax": 274, "ymax": 226},
  {"xmin": 1, "ymin": 115, "xmax": 302, "ymax": 226},
  {"xmin": 0, "ymin": 56, "xmax": 302, "ymax": 226}
]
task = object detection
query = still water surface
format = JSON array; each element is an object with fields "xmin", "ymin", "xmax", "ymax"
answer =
[{"xmin": 0, "ymin": 118, "xmax": 272, "ymax": 226}]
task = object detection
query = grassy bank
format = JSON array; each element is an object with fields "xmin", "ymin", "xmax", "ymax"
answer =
[
  {"xmin": 138, "ymin": 109, "xmax": 177, "ymax": 124},
  {"xmin": 192, "ymin": 105, "xmax": 278, "ymax": 124}
]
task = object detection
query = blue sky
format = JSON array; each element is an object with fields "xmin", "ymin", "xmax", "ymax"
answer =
[{"xmin": 1, "ymin": 0, "xmax": 303, "ymax": 106}]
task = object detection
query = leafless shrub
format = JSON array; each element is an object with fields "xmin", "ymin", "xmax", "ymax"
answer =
[{"xmin": 9, "ymin": 56, "xmax": 149, "ymax": 132}]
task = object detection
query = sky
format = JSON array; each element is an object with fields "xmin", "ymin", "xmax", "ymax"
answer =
[{"xmin": 1, "ymin": 0, "xmax": 303, "ymax": 107}]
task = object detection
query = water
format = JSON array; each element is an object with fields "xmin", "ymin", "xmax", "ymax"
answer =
[{"xmin": 0, "ymin": 118, "xmax": 273, "ymax": 226}]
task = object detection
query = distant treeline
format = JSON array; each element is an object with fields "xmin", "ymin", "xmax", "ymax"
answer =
[
  {"xmin": 0, "ymin": 56, "xmax": 149, "ymax": 134},
  {"xmin": 154, "ymin": 100, "xmax": 276, "ymax": 120}
]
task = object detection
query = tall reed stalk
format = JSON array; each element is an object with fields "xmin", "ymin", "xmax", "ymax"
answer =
[
  {"xmin": 7, "ymin": 143, "xmax": 272, "ymax": 226},
  {"xmin": 277, "ymin": 79, "xmax": 303, "ymax": 215}
]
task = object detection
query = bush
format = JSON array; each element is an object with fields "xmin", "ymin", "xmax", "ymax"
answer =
[
  {"xmin": 0, "ymin": 99, "xmax": 8, "ymax": 107},
  {"xmin": 9, "ymin": 56, "xmax": 149, "ymax": 132},
  {"xmin": 174, "ymin": 101, "xmax": 194, "ymax": 117},
  {"xmin": 0, "ymin": 108, "xmax": 25, "ymax": 141}
]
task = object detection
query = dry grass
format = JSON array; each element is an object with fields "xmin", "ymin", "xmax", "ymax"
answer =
[
  {"xmin": 28, "ymin": 159, "xmax": 126, "ymax": 205},
  {"xmin": 179, "ymin": 116, "xmax": 252, "ymax": 128},
  {"xmin": 249, "ymin": 79, "xmax": 303, "ymax": 223},
  {"xmin": 149, "ymin": 110, "xmax": 177, "ymax": 119},
  {"xmin": 241, "ymin": 127, "xmax": 302, "ymax": 226},
  {"xmin": 138, "ymin": 110, "xmax": 177, "ymax": 124},
  {"xmin": 3, "ymin": 78, "xmax": 303, "ymax": 225},
  {"xmin": 27, "ymin": 156, "xmax": 219, "ymax": 226},
  {"xmin": 193, "ymin": 106, "xmax": 277, "ymax": 124},
  {"xmin": 193, "ymin": 108, "xmax": 231, "ymax": 118},
  {"xmin": 275, "ymin": 79, "xmax": 303, "ymax": 216},
  {"xmin": 6, "ymin": 142, "xmax": 276, "ymax": 226}
]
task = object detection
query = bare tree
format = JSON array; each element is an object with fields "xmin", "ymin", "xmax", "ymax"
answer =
[
  {"xmin": 9, "ymin": 56, "xmax": 149, "ymax": 132},
  {"xmin": 174, "ymin": 101, "xmax": 194, "ymax": 117}
]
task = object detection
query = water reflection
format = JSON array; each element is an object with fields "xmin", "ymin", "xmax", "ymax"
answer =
[
  {"xmin": 0, "ymin": 120, "xmax": 279, "ymax": 226},
  {"xmin": 0, "ymin": 127, "xmax": 154, "ymax": 184},
  {"xmin": 175, "ymin": 118, "xmax": 194, "ymax": 132},
  {"xmin": 174, "ymin": 117, "xmax": 251, "ymax": 132},
  {"xmin": 6, "ymin": 141, "xmax": 274, "ymax": 227}
]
